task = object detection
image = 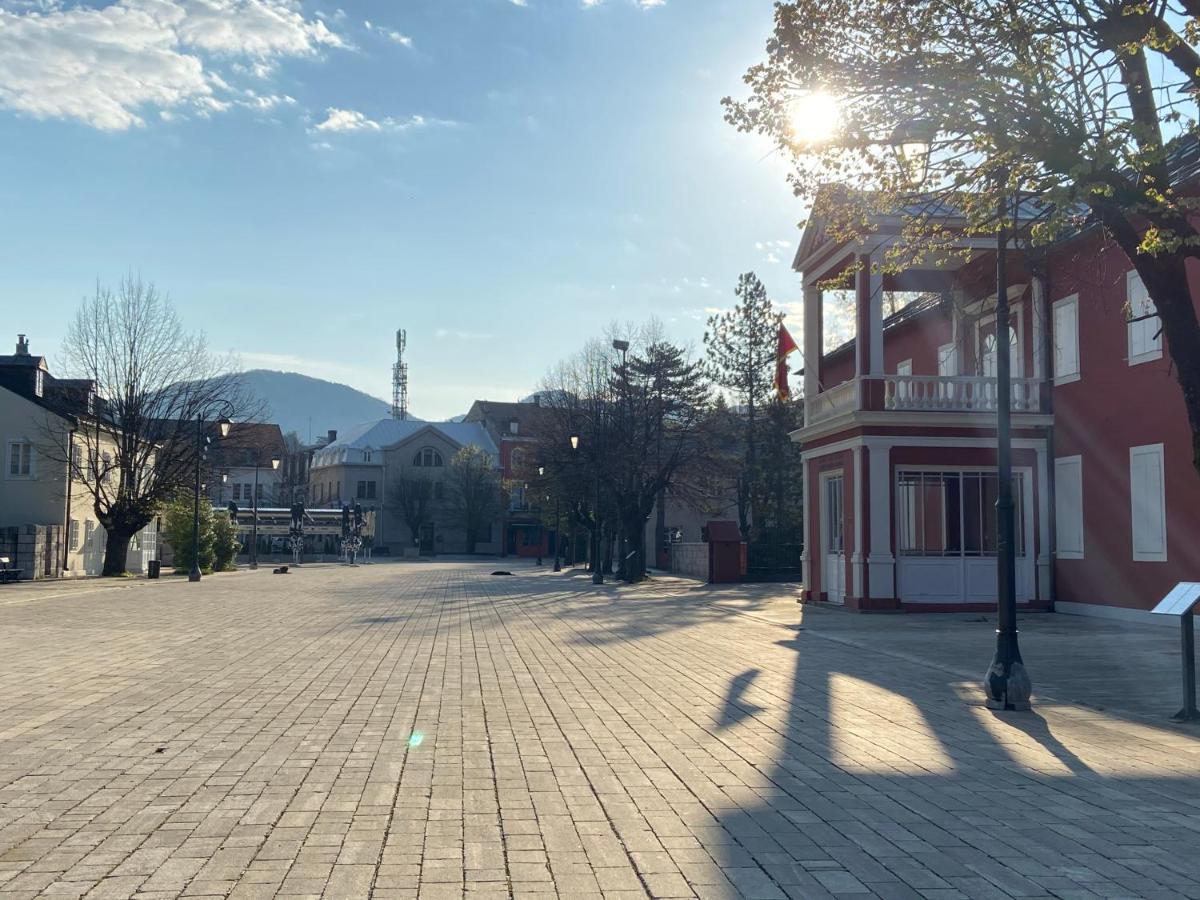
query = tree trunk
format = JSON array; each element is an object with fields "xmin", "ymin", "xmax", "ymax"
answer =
[
  {"xmin": 102, "ymin": 527, "xmax": 133, "ymax": 576},
  {"xmin": 655, "ymin": 488, "xmax": 666, "ymax": 568}
]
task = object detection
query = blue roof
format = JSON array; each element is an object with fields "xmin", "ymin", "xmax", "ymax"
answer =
[{"xmin": 312, "ymin": 419, "xmax": 499, "ymax": 469}]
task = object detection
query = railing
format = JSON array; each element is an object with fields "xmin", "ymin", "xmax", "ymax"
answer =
[
  {"xmin": 884, "ymin": 375, "xmax": 1042, "ymax": 412},
  {"xmin": 806, "ymin": 379, "xmax": 858, "ymax": 424}
]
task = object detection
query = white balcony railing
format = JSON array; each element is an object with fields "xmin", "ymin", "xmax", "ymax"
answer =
[
  {"xmin": 884, "ymin": 375, "xmax": 1042, "ymax": 413},
  {"xmin": 806, "ymin": 379, "xmax": 858, "ymax": 425}
]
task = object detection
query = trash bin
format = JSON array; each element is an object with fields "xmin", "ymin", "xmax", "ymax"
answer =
[{"xmin": 147, "ymin": 560, "xmax": 161, "ymax": 579}]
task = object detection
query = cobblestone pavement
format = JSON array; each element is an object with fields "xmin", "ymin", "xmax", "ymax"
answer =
[{"xmin": 0, "ymin": 562, "xmax": 1198, "ymax": 900}]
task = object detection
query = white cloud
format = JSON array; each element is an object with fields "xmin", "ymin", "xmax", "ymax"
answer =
[
  {"xmin": 0, "ymin": 0, "xmax": 344, "ymax": 130},
  {"xmin": 364, "ymin": 19, "xmax": 412, "ymax": 47},
  {"xmin": 312, "ymin": 106, "xmax": 456, "ymax": 135}
]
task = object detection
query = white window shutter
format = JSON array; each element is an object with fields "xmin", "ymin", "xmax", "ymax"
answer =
[
  {"xmin": 1052, "ymin": 296, "xmax": 1079, "ymax": 383},
  {"xmin": 1130, "ymin": 444, "xmax": 1167, "ymax": 561},
  {"xmin": 1054, "ymin": 456, "xmax": 1084, "ymax": 558}
]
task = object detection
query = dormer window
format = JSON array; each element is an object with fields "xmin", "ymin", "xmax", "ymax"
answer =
[
  {"xmin": 363, "ymin": 449, "xmax": 373, "ymax": 463},
  {"xmin": 34, "ymin": 370, "xmax": 43, "ymax": 398},
  {"xmin": 414, "ymin": 447, "xmax": 444, "ymax": 468},
  {"xmin": 509, "ymin": 419, "xmax": 519, "ymax": 435}
]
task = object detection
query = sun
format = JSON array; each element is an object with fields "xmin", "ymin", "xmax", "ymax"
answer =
[{"xmin": 787, "ymin": 91, "xmax": 841, "ymax": 148}]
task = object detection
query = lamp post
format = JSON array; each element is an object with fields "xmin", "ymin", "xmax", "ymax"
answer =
[
  {"xmin": 887, "ymin": 120, "xmax": 1030, "ymax": 709},
  {"xmin": 249, "ymin": 452, "xmax": 282, "ymax": 570},
  {"xmin": 985, "ymin": 174, "xmax": 1032, "ymax": 711},
  {"xmin": 190, "ymin": 410, "xmax": 233, "ymax": 583},
  {"xmin": 570, "ymin": 431, "xmax": 603, "ymax": 585}
]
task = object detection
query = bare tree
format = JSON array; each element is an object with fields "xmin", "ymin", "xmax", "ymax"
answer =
[
  {"xmin": 391, "ymin": 476, "xmax": 434, "ymax": 550},
  {"xmin": 46, "ymin": 275, "xmax": 254, "ymax": 576},
  {"xmin": 446, "ymin": 446, "xmax": 502, "ymax": 554}
]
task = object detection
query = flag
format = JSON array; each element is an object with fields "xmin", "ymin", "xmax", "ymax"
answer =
[{"xmin": 774, "ymin": 324, "xmax": 800, "ymax": 400}]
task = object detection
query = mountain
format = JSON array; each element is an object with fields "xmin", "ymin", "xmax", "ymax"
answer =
[{"xmin": 235, "ymin": 370, "xmax": 413, "ymax": 442}]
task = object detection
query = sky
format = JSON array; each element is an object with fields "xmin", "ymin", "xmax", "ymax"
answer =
[{"xmin": 0, "ymin": 0, "xmax": 807, "ymax": 421}]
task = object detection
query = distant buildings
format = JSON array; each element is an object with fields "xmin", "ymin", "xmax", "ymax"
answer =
[
  {"xmin": 205, "ymin": 422, "xmax": 287, "ymax": 510},
  {"xmin": 308, "ymin": 418, "xmax": 502, "ymax": 555},
  {"xmin": 0, "ymin": 335, "xmax": 156, "ymax": 578}
]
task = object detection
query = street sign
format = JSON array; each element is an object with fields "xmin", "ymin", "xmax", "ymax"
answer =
[
  {"xmin": 1152, "ymin": 582, "xmax": 1200, "ymax": 617},
  {"xmin": 1151, "ymin": 582, "xmax": 1200, "ymax": 722}
]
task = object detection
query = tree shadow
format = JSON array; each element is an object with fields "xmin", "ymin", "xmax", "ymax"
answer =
[{"xmin": 718, "ymin": 668, "xmax": 767, "ymax": 730}]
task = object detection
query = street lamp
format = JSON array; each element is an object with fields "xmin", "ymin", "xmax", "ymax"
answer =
[
  {"xmin": 570, "ymin": 432, "xmax": 603, "ymax": 585},
  {"xmin": 190, "ymin": 407, "xmax": 235, "ymax": 583},
  {"xmin": 249, "ymin": 453, "xmax": 282, "ymax": 570},
  {"xmin": 539, "ymin": 465, "xmax": 562, "ymax": 572},
  {"xmin": 887, "ymin": 122, "xmax": 1030, "ymax": 710}
]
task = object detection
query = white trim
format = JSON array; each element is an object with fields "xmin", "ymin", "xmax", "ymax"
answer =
[
  {"xmin": 1051, "ymin": 294, "xmax": 1081, "ymax": 385},
  {"xmin": 1129, "ymin": 443, "xmax": 1167, "ymax": 562},
  {"xmin": 851, "ymin": 445, "xmax": 864, "ymax": 599},
  {"xmin": 1056, "ymin": 600, "xmax": 1174, "ymax": 628},
  {"xmin": 801, "ymin": 433, "xmax": 1048, "ymax": 463},
  {"xmin": 1053, "ymin": 455, "xmax": 1084, "ymax": 560},
  {"xmin": 793, "ymin": 407, "xmax": 1054, "ymax": 444}
]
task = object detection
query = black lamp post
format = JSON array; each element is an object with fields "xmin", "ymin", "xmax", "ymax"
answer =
[
  {"xmin": 888, "ymin": 121, "xmax": 1030, "ymax": 709},
  {"xmin": 570, "ymin": 431, "xmax": 603, "ymax": 585},
  {"xmin": 249, "ymin": 452, "xmax": 282, "ymax": 570},
  {"xmin": 985, "ymin": 174, "xmax": 1032, "ymax": 711},
  {"xmin": 190, "ymin": 410, "xmax": 233, "ymax": 583}
]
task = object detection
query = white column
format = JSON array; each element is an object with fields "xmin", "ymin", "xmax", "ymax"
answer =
[
  {"xmin": 867, "ymin": 442, "xmax": 895, "ymax": 600},
  {"xmin": 869, "ymin": 266, "xmax": 884, "ymax": 376},
  {"xmin": 851, "ymin": 445, "xmax": 864, "ymax": 600},
  {"xmin": 1031, "ymin": 271, "xmax": 1048, "ymax": 381},
  {"xmin": 803, "ymin": 283, "xmax": 822, "ymax": 424},
  {"xmin": 1036, "ymin": 446, "xmax": 1051, "ymax": 602},
  {"xmin": 799, "ymin": 458, "xmax": 810, "ymax": 573}
]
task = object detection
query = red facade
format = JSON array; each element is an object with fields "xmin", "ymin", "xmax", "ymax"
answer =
[{"xmin": 796, "ymin": 210, "xmax": 1200, "ymax": 621}]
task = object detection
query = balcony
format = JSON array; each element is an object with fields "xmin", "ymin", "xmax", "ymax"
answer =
[
  {"xmin": 883, "ymin": 374, "xmax": 1042, "ymax": 413},
  {"xmin": 805, "ymin": 374, "xmax": 1046, "ymax": 430}
]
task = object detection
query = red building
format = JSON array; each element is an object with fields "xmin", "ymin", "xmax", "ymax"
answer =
[{"xmin": 796, "ymin": 192, "xmax": 1200, "ymax": 623}]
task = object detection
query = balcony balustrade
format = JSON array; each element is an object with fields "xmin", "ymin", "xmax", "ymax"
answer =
[{"xmin": 805, "ymin": 374, "xmax": 1044, "ymax": 427}]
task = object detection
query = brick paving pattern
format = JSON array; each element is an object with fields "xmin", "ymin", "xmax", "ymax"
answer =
[{"xmin": 0, "ymin": 561, "xmax": 1197, "ymax": 899}]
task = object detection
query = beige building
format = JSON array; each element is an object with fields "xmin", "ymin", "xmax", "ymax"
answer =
[
  {"xmin": 309, "ymin": 419, "xmax": 502, "ymax": 555},
  {"xmin": 0, "ymin": 336, "xmax": 156, "ymax": 578}
]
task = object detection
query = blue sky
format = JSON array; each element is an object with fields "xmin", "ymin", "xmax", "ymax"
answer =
[{"xmin": 0, "ymin": 0, "xmax": 803, "ymax": 420}]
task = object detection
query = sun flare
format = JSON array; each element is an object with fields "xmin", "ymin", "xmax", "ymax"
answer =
[{"xmin": 787, "ymin": 91, "xmax": 841, "ymax": 147}]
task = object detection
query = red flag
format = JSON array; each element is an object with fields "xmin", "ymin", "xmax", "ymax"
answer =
[{"xmin": 774, "ymin": 324, "xmax": 800, "ymax": 400}]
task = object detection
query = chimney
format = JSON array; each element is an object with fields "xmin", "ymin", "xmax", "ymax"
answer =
[
  {"xmin": 15, "ymin": 334, "xmax": 29, "ymax": 356},
  {"xmin": 327, "ymin": 429, "xmax": 337, "ymax": 445}
]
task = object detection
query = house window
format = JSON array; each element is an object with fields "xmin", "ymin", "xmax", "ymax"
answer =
[
  {"xmin": 1054, "ymin": 456, "xmax": 1084, "ymax": 559},
  {"xmin": 363, "ymin": 449, "xmax": 373, "ymax": 463},
  {"xmin": 509, "ymin": 419, "xmax": 519, "ymax": 435},
  {"xmin": 896, "ymin": 470, "xmax": 1026, "ymax": 558},
  {"xmin": 70, "ymin": 443, "xmax": 82, "ymax": 475},
  {"xmin": 1127, "ymin": 271, "xmax": 1162, "ymax": 365},
  {"xmin": 937, "ymin": 343, "xmax": 956, "ymax": 377},
  {"xmin": 414, "ymin": 447, "xmax": 443, "ymax": 467},
  {"xmin": 69, "ymin": 519, "xmax": 81, "ymax": 549},
  {"xmin": 1053, "ymin": 295, "xmax": 1080, "ymax": 384},
  {"xmin": 1130, "ymin": 444, "xmax": 1167, "ymax": 562},
  {"xmin": 357, "ymin": 480, "xmax": 377, "ymax": 500},
  {"xmin": 896, "ymin": 359, "xmax": 913, "ymax": 377},
  {"xmin": 34, "ymin": 370, "xmax": 44, "ymax": 397},
  {"xmin": 434, "ymin": 481, "xmax": 444, "ymax": 500},
  {"xmin": 256, "ymin": 483, "xmax": 264, "ymax": 503},
  {"xmin": 6, "ymin": 441, "xmax": 33, "ymax": 479}
]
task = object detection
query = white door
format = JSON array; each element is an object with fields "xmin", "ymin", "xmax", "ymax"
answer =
[{"xmin": 821, "ymin": 472, "xmax": 846, "ymax": 605}]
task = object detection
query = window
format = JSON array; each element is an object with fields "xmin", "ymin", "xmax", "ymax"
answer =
[
  {"xmin": 1130, "ymin": 444, "xmax": 1167, "ymax": 561},
  {"xmin": 1127, "ymin": 271, "xmax": 1162, "ymax": 365},
  {"xmin": 356, "ymin": 480, "xmax": 377, "ymax": 500},
  {"xmin": 434, "ymin": 481, "xmax": 444, "ymax": 500},
  {"xmin": 509, "ymin": 419, "xmax": 519, "ymax": 435},
  {"xmin": 937, "ymin": 343, "xmax": 957, "ymax": 377},
  {"xmin": 414, "ymin": 447, "xmax": 443, "ymax": 468},
  {"xmin": 982, "ymin": 325, "xmax": 1019, "ymax": 378},
  {"xmin": 69, "ymin": 519, "xmax": 81, "ymax": 549},
  {"xmin": 70, "ymin": 444, "xmax": 82, "ymax": 475},
  {"xmin": 896, "ymin": 359, "xmax": 913, "ymax": 377},
  {"xmin": 1053, "ymin": 295, "xmax": 1080, "ymax": 384},
  {"xmin": 256, "ymin": 483, "xmax": 264, "ymax": 502},
  {"xmin": 6, "ymin": 441, "xmax": 33, "ymax": 478},
  {"xmin": 1054, "ymin": 456, "xmax": 1084, "ymax": 559},
  {"xmin": 896, "ymin": 470, "xmax": 1025, "ymax": 558},
  {"xmin": 363, "ymin": 449, "xmax": 373, "ymax": 463},
  {"xmin": 34, "ymin": 369, "xmax": 44, "ymax": 397}
]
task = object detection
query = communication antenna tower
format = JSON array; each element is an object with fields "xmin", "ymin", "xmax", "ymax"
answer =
[{"xmin": 392, "ymin": 329, "xmax": 409, "ymax": 421}]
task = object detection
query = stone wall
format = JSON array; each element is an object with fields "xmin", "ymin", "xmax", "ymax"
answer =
[
  {"xmin": 668, "ymin": 542, "xmax": 708, "ymax": 582},
  {"xmin": 0, "ymin": 524, "xmax": 65, "ymax": 580}
]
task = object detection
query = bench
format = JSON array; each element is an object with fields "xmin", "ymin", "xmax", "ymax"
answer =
[{"xmin": 0, "ymin": 557, "xmax": 22, "ymax": 583}]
